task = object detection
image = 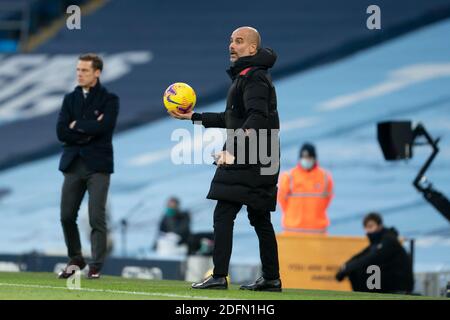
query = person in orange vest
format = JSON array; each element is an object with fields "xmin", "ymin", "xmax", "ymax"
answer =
[{"xmin": 277, "ymin": 143, "xmax": 333, "ymax": 233}]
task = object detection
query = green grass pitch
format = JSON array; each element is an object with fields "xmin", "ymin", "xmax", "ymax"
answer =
[{"xmin": 0, "ymin": 272, "xmax": 443, "ymax": 300}]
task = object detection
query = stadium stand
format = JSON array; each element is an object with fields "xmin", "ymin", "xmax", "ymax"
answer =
[
  {"xmin": 1, "ymin": 0, "xmax": 450, "ymax": 171},
  {"xmin": 0, "ymin": 0, "xmax": 90, "ymax": 52}
]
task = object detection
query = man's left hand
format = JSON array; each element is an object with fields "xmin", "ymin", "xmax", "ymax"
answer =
[
  {"xmin": 215, "ymin": 151, "xmax": 235, "ymax": 166},
  {"xmin": 335, "ymin": 265, "xmax": 347, "ymax": 282},
  {"xmin": 69, "ymin": 121, "xmax": 76, "ymax": 129}
]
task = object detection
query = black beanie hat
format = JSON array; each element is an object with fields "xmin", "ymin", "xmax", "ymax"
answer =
[{"xmin": 299, "ymin": 143, "xmax": 317, "ymax": 159}]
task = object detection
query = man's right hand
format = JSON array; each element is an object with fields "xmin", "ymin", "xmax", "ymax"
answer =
[{"xmin": 168, "ymin": 110, "xmax": 193, "ymax": 120}]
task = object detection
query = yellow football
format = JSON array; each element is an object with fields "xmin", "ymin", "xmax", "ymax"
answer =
[{"xmin": 163, "ymin": 82, "xmax": 196, "ymax": 113}]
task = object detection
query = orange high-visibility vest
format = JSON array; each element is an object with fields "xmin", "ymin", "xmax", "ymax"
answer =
[{"xmin": 277, "ymin": 164, "xmax": 333, "ymax": 233}]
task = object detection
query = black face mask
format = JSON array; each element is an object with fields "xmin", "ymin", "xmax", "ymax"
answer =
[{"xmin": 367, "ymin": 229, "xmax": 383, "ymax": 244}]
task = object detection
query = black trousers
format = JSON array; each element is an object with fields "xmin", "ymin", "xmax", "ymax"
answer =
[
  {"xmin": 60, "ymin": 157, "xmax": 110, "ymax": 269},
  {"xmin": 348, "ymin": 269, "xmax": 370, "ymax": 292},
  {"xmin": 212, "ymin": 200, "xmax": 280, "ymax": 280},
  {"xmin": 348, "ymin": 267, "xmax": 411, "ymax": 294}
]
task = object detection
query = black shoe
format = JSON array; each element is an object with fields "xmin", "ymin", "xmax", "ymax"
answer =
[
  {"xmin": 240, "ymin": 277, "xmax": 282, "ymax": 292},
  {"xmin": 87, "ymin": 266, "xmax": 101, "ymax": 279},
  {"xmin": 57, "ymin": 258, "xmax": 87, "ymax": 279},
  {"xmin": 192, "ymin": 275, "xmax": 228, "ymax": 290}
]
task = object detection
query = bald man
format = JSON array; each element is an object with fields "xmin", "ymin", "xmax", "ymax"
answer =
[{"xmin": 169, "ymin": 27, "xmax": 281, "ymax": 291}]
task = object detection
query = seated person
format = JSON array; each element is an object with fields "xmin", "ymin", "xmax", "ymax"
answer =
[
  {"xmin": 335, "ymin": 212, "xmax": 414, "ymax": 294},
  {"xmin": 155, "ymin": 197, "xmax": 214, "ymax": 256},
  {"xmin": 156, "ymin": 197, "xmax": 191, "ymax": 248}
]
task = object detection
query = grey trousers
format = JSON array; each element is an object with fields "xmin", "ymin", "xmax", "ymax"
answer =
[{"xmin": 60, "ymin": 157, "xmax": 110, "ymax": 269}]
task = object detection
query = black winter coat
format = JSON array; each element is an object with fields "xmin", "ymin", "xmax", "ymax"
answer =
[
  {"xmin": 342, "ymin": 227, "xmax": 414, "ymax": 293},
  {"xmin": 192, "ymin": 48, "xmax": 280, "ymax": 211},
  {"xmin": 158, "ymin": 210, "xmax": 191, "ymax": 245},
  {"xmin": 56, "ymin": 80, "xmax": 119, "ymax": 173}
]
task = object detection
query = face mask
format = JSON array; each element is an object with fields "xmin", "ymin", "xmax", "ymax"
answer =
[
  {"xmin": 367, "ymin": 229, "xmax": 383, "ymax": 244},
  {"xmin": 300, "ymin": 158, "xmax": 314, "ymax": 170},
  {"xmin": 165, "ymin": 208, "xmax": 177, "ymax": 217}
]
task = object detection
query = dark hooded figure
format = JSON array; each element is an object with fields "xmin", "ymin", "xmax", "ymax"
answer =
[
  {"xmin": 202, "ymin": 47, "xmax": 280, "ymax": 212},
  {"xmin": 169, "ymin": 27, "xmax": 281, "ymax": 292},
  {"xmin": 336, "ymin": 212, "xmax": 414, "ymax": 294}
]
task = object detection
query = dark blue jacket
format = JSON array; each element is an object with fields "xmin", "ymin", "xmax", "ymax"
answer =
[{"xmin": 56, "ymin": 81, "xmax": 119, "ymax": 173}]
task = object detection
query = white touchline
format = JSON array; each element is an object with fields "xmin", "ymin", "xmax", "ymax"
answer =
[{"xmin": 0, "ymin": 282, "xmax": 236, "ymax": 300}]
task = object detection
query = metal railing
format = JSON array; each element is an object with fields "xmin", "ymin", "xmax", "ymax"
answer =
[{"xmin": 0, "ymin": 1, "xmax": 30, "ymax": 52}]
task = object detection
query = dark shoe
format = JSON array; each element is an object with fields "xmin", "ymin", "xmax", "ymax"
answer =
[
  {"xmin": 240, "ymin": 277, "xmax": 282, "ymax": 292},
  {"xmin": 192, "ymin": 275, "xmax": 228, "ymax": 290},
  {"xmin": 87, "ymin": 266, "xmax": 101, "ymax": 279},
  {"xmin": 57, "ymin": 258, "xmax": 87, "ymax": 279}
]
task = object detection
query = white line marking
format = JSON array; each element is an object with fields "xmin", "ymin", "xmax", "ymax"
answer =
[
  {"xmin": 0, "ymin": 282, "xmax": 235, "ymax": 300},
  {"xmin": 317, "ymin": 63, "xmax": 450, "ymax": 111},
  {"xmin": 281, "ymin": 116, "xmax": 319, "ymax": 131}
]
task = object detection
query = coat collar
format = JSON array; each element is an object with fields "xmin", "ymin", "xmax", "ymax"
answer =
[
  {"xmin": 226, "ymin": 48, "xmax": 277, "ymax": 79},
  {"xmin": 75, "ymin": 79, "xmax": 102, "ymax": 97}
]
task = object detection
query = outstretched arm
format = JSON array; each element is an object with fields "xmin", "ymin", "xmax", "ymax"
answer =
[{"xmin": 168, "ymin": 110, "xmax": 226, "ymax": 128}]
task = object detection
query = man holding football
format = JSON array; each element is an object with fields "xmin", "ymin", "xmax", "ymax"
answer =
[{"xmin": 169, "ymin": 27, "xmax": 282, "ymax": 292}]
